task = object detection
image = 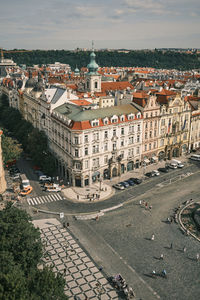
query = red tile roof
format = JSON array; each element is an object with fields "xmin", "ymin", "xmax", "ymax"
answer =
[{"xmin": 101, "ymin": 81, "xmax": 134, "ymax": 92}]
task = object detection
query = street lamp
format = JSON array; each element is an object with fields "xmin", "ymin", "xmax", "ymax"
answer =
[{"xmin": 99, "ymin": 177, "xmax": 103, "ymax": 192}]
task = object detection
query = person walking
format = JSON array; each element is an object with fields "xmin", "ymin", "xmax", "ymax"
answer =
[
  {"xmin": 170, "ymin": 242, "xmax": 173, "ymax": 249},
  {"xmin": 160, "ymin": 253, "xmax": 164, "ymax": 260},
  {"xmin": 183, "ymin": 246, "xmax": 186, "ymax": 253},
  {"xmin": 196, "ymin": 253, "xmax": 199, "ymax": 261},
  {"xmin": 151, "ymin": 234, "xmax": 155, "ymax": 241}
]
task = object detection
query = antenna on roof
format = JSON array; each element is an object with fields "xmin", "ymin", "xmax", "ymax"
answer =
[{"xmin": 92, "ymin": 40, "xmax": 94, "ymax": 51}]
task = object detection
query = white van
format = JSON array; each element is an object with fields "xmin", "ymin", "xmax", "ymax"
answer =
[{"xmin": 190, "ymin": 154, "xmax": 200, "ymax": 161}]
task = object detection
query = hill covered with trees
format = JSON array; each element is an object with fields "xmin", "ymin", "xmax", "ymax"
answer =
[{"xmin": 4, "ymin": 49, "xmax": 200, "ymax": 70}]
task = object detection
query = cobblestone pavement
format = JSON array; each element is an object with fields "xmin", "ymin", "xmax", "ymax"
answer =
[{"xmin": 34, "ymin": 219, "xmax": 120, "ymax": 300}]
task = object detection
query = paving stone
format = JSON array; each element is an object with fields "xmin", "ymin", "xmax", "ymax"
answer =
[
  {"xmin": 76, "ymin": 277, "xmax": 87, "ymax": 286},
  {"xmin": 94, "ymin": 272, "xmax": 104, "ymax": 279},
  {"xmin": 55, "ymin": 247, "xmax": 63, "ymax": 253},
  {"xmin": 85, "ymin": 274, "xmax": 95, "ymax": 283},
  {"xmin": 99, "ymin": 278, "xmax": 108, "ymax": 285},
  {"xmin": 90, "ymin": 266, "xmax": 99, "ymax": 273},
  {"xmin": 66, "ymin": 261, "xmax": 74, "ymax": 268},
  {"xmin": 64, "ymin": 290, "xmax": 72, "ymax": 297},
  {"xmin": 65, "ymin": 275, "xmax": 73, "ymax": 282},
  {"xmin": 69, "ymin": 266, "xmax": 79, "ymax": 273},
  {"xmin": 48, "ymin": 235, "xmax": 55, "ymax": 240},
  {"xmin": 57, "ymin": 264, "xmax": 64, "ymax": 271},
  {"xmin": 85, "ymin": 290, "xmax": 96, "ymax": 298},
  {"xmin": 80, "ymin": 283, "xmax": 90, "ymax": 292},
  {"xmin": 59, "ymin": 237, "xmax": 65, "ymax": 242},
  {"xmin": 86, "ymin": 261, "xmax": 95, "ymax": 268},
  {"xmin": 99, "ymin": 295, "xmax": 110, "ymax": 300},
  {"xmin": 82, "ymin": 257, "xmax": 90, "ymax": 263},
  {"xmin": 45, "ymin": 232, "xmax": 51, "ymax": 236},
  {"xmin": 55, "ymin": 234, "xmax": 62, "ymax": 239},
  {"xmin": 54, "ymin": 258, "xmax": 62, "ymax": 266},
  {"xmin": 81, "ymin": 269, "xmax": 90, "ymax": 277},
  {"xmin": 59, "ymin": 251, "xmax": 66, "ymax": 258},
  {"xmin": 51, "ymin": 255, "xmax": 59, "ymax": 260},
  {"xmin": 78, "ymin": 252, "xmax": 86, "ymax": 258},
  {"xmin": 71, "ymin": 286, "xmax": 82, "ymax": 295},
  {"xmin": 42, "ymin": 228, "xmax": 49, "ymax": 233},
  {"xmin": 46, "ymin": 246, "xmax": 53, "ymax": 251},
  {"xmin": 70, "ymin": 254, "xmax": 79, "ymax": 260},
  {"xmin": 73, "ymin": 258, "xmax": 83, "ymax": 266},
  {"xmin": 108, "ymin": 290, "xmax": 118, "ymax": 298},
  {"xmin": 53, "ymin": 244, "xmax": 60, "ymax": 249},
  {"xmin": 49, "ymin": 249, "xmax": 56, "ymax": 255},
  {"xmin": 72, "ymin": 272, "xmax": 82, "ymax": 280},
  {"xmin": 67, "ymin": 280, "xmax": 77, "ymax": 289},
  {"xmin": 78, "ymin": 264, "xmax": 87, "ymax": 271}
]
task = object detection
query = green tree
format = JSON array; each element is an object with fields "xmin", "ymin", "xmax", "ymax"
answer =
[{"xmin": 1, "ymin": 135, "xmax": 23, "ymax": 163}]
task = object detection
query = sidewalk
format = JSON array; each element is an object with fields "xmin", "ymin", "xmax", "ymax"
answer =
[{"xmin": 62, "ymin": 157, "xmax": 186, "ymax": 203}]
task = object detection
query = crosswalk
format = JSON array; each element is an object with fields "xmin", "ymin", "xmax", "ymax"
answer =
[{"xmin": 27, "ymin": 193, "xmax": 63, "ymax": 206}]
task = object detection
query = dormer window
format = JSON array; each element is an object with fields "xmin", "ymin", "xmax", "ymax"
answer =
[
  {"xmin": 137, "ymin": 112, "xmax": 141, "ymax": 118},
  {"xmin": 103, "ymin": 117, "xmax": 109, "ymax": 125},
  {"xmin": 128, "ymin": 113, "xmax": 134, "ymax": 120},
  {"xmin": 120, "ymin": 115, "xmax": 125, "ymax": 122},
  {"xmin": 91, "ymin": 119, "xmax": 99, "ymax": 127},
  {"xmin": 111, "ymin": 115, "xmax": 118, "ymax": 123}
]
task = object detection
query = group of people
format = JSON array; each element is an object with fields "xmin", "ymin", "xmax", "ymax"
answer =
[{"xmin": 112, "ymin": 274, "xmax": 135, "ymax": 298}]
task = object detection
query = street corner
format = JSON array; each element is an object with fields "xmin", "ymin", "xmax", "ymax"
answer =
[{"xmin": 61, "ymin": 183, "xmax": 115, "ymax": 203}]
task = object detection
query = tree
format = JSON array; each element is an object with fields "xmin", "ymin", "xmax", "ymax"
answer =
[
  {"xmin": 0, "ymin": 204, "xmax": 68, "ymax": 299},
  {"xmin": 1, "ymin": 135, "xmax": 23, "ymax": 163}
]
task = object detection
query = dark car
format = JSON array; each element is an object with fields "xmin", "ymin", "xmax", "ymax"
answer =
[
  {"xmin": 127, "ymin": 179, "xmax": 135, "ymax": 186},
  {"xmin": 129, "ymin": 177, "xmax": 142, "ymax": 184},
  {"xmin": 158, "ymin": 167, "xmax": 169, "ymax": 173},
  {"xmin": 145, "ymin": 172, "xmax": 153, "ymax": 177},
  {"xmin": 119, "ymin": 181, "xmax": 130, "ymax": 188}
]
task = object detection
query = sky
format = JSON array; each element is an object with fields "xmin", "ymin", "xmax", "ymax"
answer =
[{"xmin": 0, "ymin": 0, "xmax": 200, "ymax": 50}]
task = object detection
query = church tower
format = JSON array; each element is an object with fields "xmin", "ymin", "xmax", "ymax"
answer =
[
  {"xmin": 85, "ymin": 48, "xmax": 101, "ymax": 93},
  {"xmin": 0, "ymin": 130, "xmax": 7, "ymax": 194}
]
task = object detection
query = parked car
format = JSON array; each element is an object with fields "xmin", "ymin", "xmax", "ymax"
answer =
[
  {"xmin": 129, "ymin": 177, "xmax": 142, "ymax": 184},
  {"xmin": 158, "ymin": 167, "xmax": 169, "ymax": 173},
  {"xmin": 127, "ymin": 179, "xmax": 135, "ymax": 186},
  {"xmin": 45, "ymin": 186, "xmax": 61, "ymax": 192},
  {"xmin": 189, "ymin": 154, "xmax": 200, "ymax": 161},
  {"xmin": 171, "ymin": 159, "xmax": 184, "ymax": 168},
  {"xmin": 145, "ymin": 172, "xmax": 153, "ymax": 177},
  {"xmin": 119, "ymin": 181, "xmax": 130, "ymax": 188},
  {"xmin": 39, "ymin": 175, "xmax": 52, "ymax": 182},
  {"xmin": 151, "ymin": 170, "xmax": 160, "ymax": 176},
  {"xmin": 168, "ymin": 163, "xmax": 178, "ymax": 169},
  {"xmin": 113, "ymin": 183, "xmax": 125, "ymax": 190}
]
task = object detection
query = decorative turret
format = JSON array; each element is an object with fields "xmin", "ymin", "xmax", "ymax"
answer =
[{"xmin": 85, "ymin": 47, "xmax": 101, "ymax": 93}]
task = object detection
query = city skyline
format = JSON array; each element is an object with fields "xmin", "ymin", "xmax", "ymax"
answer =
[{"xmin": 0, "ymin": 0, "xmax": 200, "ymax": 50}]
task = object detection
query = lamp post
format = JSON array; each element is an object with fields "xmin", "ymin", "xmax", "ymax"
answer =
[{"xmin": 99, "ymin": 177, "xmax": 103, "ymax": 192}]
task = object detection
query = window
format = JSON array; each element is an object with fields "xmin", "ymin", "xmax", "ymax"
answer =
[
  {"xmin": 129, "ymin": 125, "xmax": 134, "ymax": 132},
  {"xmin": 120, "ymin": 151, "xmax": 124, "ymax": 158},
  {"xmin": 104, "ymin": 143, "xmax": 108, "ymax": 151},
  {"xmin": 128, "ymin": 148, "xmax": 134, "ymax": 156},
  {"xmin": 137, "ymin": 124, "xmax": 140, "ymax": 131},
  {"xmin": 93, "ymin": 145, "xmax": 99, "ymax": 154},
  {"xmin": 75, "ymin": 149, "xmax": 79, "ymax": 157},
  {"xmin": 92, "ymin": 158, "xmax": 99, "ymax": 167},
  {"xmin": 169, "ymin": 109, "xmax": 172, "ymax": 114},
  {"xmin": 136, "ymin": 147, "xmax": 139, "ymax": 154},
  {"xmin": 95, "ymin": 81, "xmax": 98, "ymax": 89},
  {"xmin": 137, "ymin": 135, "xmax": 140, "ymax": 142},
  {"xmin": 85, "ymin": 147, "xmax": 88, "ymax": 156},
  {"xmin": 150, "ymin": 121, "xmax": 152, "ymax": 128},
  {"xmin": 145, "ymin": 132, "xmax": 148, "ymax": 139},
  {"xmin": 113, "ymin": 129, "xmax": 116, "ymax": 136},
  {"xmin": 145, "ymin": 144, "xmax": 147, "ymax": 151},
  {"xmin": 161, "ymin": 119, "xmax": 165, "ymax": 126},
  {"xmin": 150, "ymin": 131, "xmax": 152, "ymax": 138},
  {"xmin": 104, "ymin": 155, "xmax": 108, "ymax": 164},
  {"xmin": 151, "ymin": 112, "xmax": 153, "ymax": 117},
  {"xmin": 160, "ymin": 139, "xmax": 164, "ymax": 146},
  {"xmin": 84, "ymin": 135, "xmax": 88, "ymax": 143},
  {"xmin": 113, "ymin": 142, "xmax": 116, "ymax": 150},
  {"xmin": 149, "ymin": 143, "xmax": 151, "ymax": 150},
  {"xmin": 154, "ymin": 142, "xmax": 156, "ymax": 148},
  {"xmin": 154, "ymin": 130, "xmax": 157, "ymax": 137},
  {"xmin": 75, "ymin": 162, "xmax": 81, "ymax": 170},
  {"xmin": 104, "ymin": 131, "xmax": 108, "ymax": 138},
  {"xmin": 74, "ymin": 136, "xmax": 79, "ymax": 144},
  {"xmin": 155, "ymin": 112, "xmax": 157, "ymax": 116},
  {"xmin": 129, "ymin": 136, "xmax": 134, "ymax": 144},
  {"xmin": 121, "ymin": 139, "xmax": 124, "ymax": 147},
  {"xmin": 155, "ymin": 120, "xmax": 157, "ymax": 127},
  {"xmin": 145, "ymin": 123, "xmax": 148, "ymax": 129},
  {"xmin": 121, "ymin": 127, "xmax": 124, "ymax": 135},
  {"xmin": 120, "ymin": 115, "xmax": 125, "ymax": 122},
  {"xmin": 146, "ymin": 113, "xmax": 148, "ymax": 118},
  {"xmin": 85, "ymin": 160, "xmax": 89, "ymax": 169}
]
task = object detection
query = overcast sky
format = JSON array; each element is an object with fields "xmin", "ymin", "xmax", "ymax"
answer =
[{"xmin": 0, "ymin": 0, "xmax": 200, "ymax": 50}]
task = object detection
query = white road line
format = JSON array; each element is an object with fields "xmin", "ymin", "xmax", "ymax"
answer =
[
  {"xmin": 27, "ymin": 198, "xmax": 31, "ymax": 205},
  {"xmin": 32, "ymin": 198, "xmax": 38, "ymax": 205},
  {"xmin": 35, "ymin": 197, "xmax": 41, "ymax": 204},
  {"xmin": 54, "ymin": 194, "xmax": 60, "ymax": 200},
  {"xmin": 41, "ymin": 196, "xmax": 48, "ymax": 203},
  {"xmin": 48, "ymin": 195, "xmax": 55, "ymax": 201},
  {"xmin": 57, "ymin": 193, "xmax": 62, "ymax": 200},
  {"xmin": 30, "ymin": 199, "xmax": 35, "ymax": 205}
]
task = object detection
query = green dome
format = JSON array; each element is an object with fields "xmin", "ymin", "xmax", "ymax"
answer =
[{"xmin": 87, "ymin": 50, "xmax": 99, "ymax": 74}]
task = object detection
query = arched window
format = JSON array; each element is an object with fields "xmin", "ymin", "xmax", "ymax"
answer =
[
  {"xmin": 87, "ymin": 81, "xmax": 89, "ymax": 89},
  {"xmin": 95, "ymin": 81, "xmax": 98, "ymax": 89}
]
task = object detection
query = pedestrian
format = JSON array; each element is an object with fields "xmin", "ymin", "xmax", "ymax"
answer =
[
  {"xmin": 160, "ymin": 254, "xmax": 164, "ymax": 260},
  {"xmin": 151, "ymin": 234, "xmax": 155, "ymax": 241},
  {"xmin": 139, "ymin": 200, "xmax": 142, "ymax": 206},
  {"xmin": 170, "ymin": 242, "xmax": 173, "ymax": 249},
  {"xmin": 183, "ymin": 246, "xmax": 186, "ymax": 253},
  {"xmin": 77, "ymin": 194, "xmax": 79, "ymax": 200},
  {"xmin": 196, "ymin": 253, "xmax": 199, "ymax": 261},
  {"xmin": 145, "ymin": 202, "xmax": 148, "ymax": 209},
  {"xmin": 63, "ymin": 268, "xmax": 66, "ymax": 274},
  {"xmin": 149, "ymin": 205, "xmax": 152, "ymax": 210},
  {"xmin": 96, "ymin": 215, "xmax": 99, "ymax": 221}
]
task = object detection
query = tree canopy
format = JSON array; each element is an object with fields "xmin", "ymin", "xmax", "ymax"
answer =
[
  {"xmin": 0, "ymin": 203, "xmax": 68, "ymax": 300},
  {"xmin": 3, "ymin": 49, "xmax": 200, "ymax": 70}
]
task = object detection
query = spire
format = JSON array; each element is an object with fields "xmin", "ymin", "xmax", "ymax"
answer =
[{"xmin": 87, "ymin": 42, "xmax": 99, "ymax": 75}]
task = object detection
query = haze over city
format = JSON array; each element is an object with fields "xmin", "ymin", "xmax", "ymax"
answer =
[{"xmin": 1, "ymin": 0, "xmax": 200, "ymax": 50}]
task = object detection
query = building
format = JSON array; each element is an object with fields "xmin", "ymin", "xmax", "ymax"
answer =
[
  {"xmin": 50, "ymin": 103, "xmax": 142, "ymax": 186},
  {"xmin": 0, "ymin": 130, "xmax": 7, "ymax": 194}
]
